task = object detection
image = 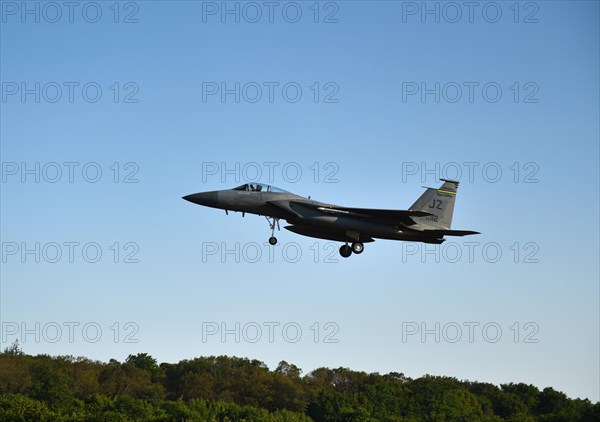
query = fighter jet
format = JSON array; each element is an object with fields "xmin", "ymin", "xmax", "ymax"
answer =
[{"xmin": 183, "ymin": 179, "xmax": 479, "ymax": 258}]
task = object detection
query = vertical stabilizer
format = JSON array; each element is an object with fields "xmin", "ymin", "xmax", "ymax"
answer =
[{"xmin": 409, "ymin": 179, "xmax": 459, "ymax": 229}]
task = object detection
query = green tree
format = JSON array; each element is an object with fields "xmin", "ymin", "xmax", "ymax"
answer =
[
  {"xmin": 30, "ymin": 360, "xmax": 74, "ymax": 409},
  {"xmin": 2, "ymin": 340, "xmax": 23, "ymax": 356},
  {"xmin": 0, "ymin": 351, "xmax": 597, "ymax": 421}
]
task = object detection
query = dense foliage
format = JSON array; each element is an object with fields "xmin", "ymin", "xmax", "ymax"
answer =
[{"xmin": 0, "ymin": 343, "xmax": 597, "ymax": 421}]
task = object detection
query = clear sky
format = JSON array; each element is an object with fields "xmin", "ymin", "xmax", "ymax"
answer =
[{"xmin": 1, "ymin": 0, "xmax": 598, "ymax": 402}]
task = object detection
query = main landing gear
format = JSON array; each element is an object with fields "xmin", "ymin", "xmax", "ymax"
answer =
[
  {"xmin": 266, "ymin": 216, "xmax": 280, "ymax": 245},
  {"xmin": 339, "ymin": 242, "xmax": 364, "ymax": 258}
]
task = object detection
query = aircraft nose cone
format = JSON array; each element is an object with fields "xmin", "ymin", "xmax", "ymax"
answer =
[{"xmin": 182, "ymin": 191, "xmax": 219, "ymax": 207}]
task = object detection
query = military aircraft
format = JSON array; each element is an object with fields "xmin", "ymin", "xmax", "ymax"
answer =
[{"xmin": 183, "ymin": 179, "xmax": 479, "ymax": 258}]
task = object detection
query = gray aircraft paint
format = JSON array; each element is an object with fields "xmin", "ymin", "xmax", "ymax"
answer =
[
  {"xmin": 409, "ymin": 179, "xmax": 458, "ymax": 231},
  {"xmin": 183, "ymin": 179, "xmax": 479, "ymax": 257}
]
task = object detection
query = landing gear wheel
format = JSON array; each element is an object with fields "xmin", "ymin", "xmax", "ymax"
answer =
[
  {"xmin": 339, "ymin": 244, "xmax": 352, "ymax": 258},
  {"xmin": 351, "ymin": 242, "xmax": 364, "ymax": 254},
  {"xmin": 265, "ymin": 216, "xmax": 280, "ymax": 245}
]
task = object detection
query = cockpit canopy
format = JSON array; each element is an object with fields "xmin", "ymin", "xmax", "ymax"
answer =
[{"xmin": 233, "ymin": 183, "xmax": 288, "ymax": 193}]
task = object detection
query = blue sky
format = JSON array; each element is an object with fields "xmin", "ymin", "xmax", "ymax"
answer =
[{"xmin": 1, "ymin": 0, "xmax": 599, "ymax": 402}]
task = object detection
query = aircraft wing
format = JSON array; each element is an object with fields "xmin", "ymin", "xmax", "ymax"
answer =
[
  {"xmin": 420, "ymin": 229, "xmax": 481, "ymax": 236},
  {"xmin": 284, "ymin": 200, "xmax": 433, "ymax": 226}
]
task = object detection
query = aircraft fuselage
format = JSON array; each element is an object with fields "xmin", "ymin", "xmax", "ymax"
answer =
[{"xmin": 183, "ymin": 181, "xmax": 478, "ymax": 257}]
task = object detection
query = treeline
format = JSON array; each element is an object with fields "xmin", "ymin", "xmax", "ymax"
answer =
[{"xmin": 0, "ymin": 344, "xmax": 598, "ymax": 421}]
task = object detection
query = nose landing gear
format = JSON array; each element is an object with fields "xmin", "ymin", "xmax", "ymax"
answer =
[{"xmin": 266, "ymin": 216, "xmax": 280, "ymax": 245}]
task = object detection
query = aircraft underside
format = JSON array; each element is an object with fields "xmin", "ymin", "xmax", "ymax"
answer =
[
  {"xmin": 282, "ymin": 223, "xmax": 444, "ymax": 258},
  {"xmin": 233, "ymin": 211, "xmax": 447, "ymax": 258}
]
